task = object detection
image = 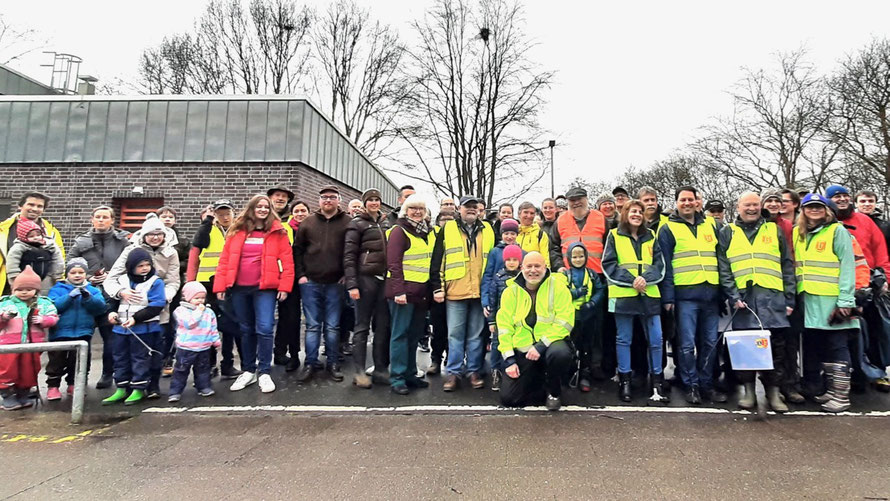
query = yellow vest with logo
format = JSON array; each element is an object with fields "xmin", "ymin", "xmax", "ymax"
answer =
[
  {"xmin": 793, "ymin": 223, "xmax": 840, "ymax": 296},
  {"xmin": 389, "ymin": 228, "xmax": 434, "ymax": 283},
  {"xmin": 608, "ymin": 228, "xmax": 661, "ymax": 298},
  {"xmin": 442, "ymin": 220, "xmax": 494, "ymax": 282},
  {"xmin": 667, "ymin": 220, "xmax": 718, "ymax": 286},
  {"xmin": 725, "ymin": 222, "xmax": 783, "ymax": 292},
  {"xmin": 196, "ymin": 225, "xmax": 226, "ymax": 283}
]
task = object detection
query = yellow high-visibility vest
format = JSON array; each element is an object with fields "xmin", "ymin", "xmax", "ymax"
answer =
[
  {"xmin": 725, "ymin": 222, "xmax": 783, "ymax": 292},
  {"xmin": 442, "ymin": 220, "xmax": 494, "ymax": 282},
  {"xmin": 390, "ymin": 228, "xmax": 434, "ymax": 283},
  {"xmin": 196, "ymin": 225, "xmax": 226, "ymax": 283},
  {"xmin": 794, "ymin": 223, "xmax": 840, "ymax": 296},
  {"xmin": 666, "ymin": 220, "xmax": 718, "ymax": 286},
  {"xmin": 607, "ymin": 228, "xmax": 661, "ymax": 298}
]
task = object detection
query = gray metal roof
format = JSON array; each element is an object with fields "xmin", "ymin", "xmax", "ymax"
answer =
[
  {"xmin": 0, "ymin": 65, "xmax": 58, "ymax": 96},
  {"xmin": 0, "ymin": 95, "xmax": 396, "ymax": 201}
]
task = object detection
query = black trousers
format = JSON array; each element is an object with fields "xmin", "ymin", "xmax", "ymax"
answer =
[
  {"xmin": 782, "ymin": 298, "xmax": 804, "ymax": 388},
  {"xmin": 429, "ymin": 301, "xmax": 448, "ymax": 364},
  {"xmin": 570, "ymin": 311, "xmax": 596, "ymax": 377},
  {"xmin": 46, "ymin": 336, "xmax": 92, "ymax": 387},
  {"xmin": 734, "ymin": 328, "xmax": 787, "ymax": 386},
  {"xmin": 500, "ymin": 340, "xmax": 573, "ymax": 407},
  {"xmin": 352, "ymin": 275, "xmax": 391, "ymax": 374},
  {"xmin": 98, "ymin": 323, "xmax": 114, "ymax": 376},
  {"xmin": 205, "ymin": 283, "xmax": 243, "ymax": 371},
  {"xmin": 274, "ymin": 284, "xmax": 301, "ymax": 359}
]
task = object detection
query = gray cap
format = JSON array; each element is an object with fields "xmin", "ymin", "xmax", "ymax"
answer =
[
  {"xmin": 565, "ymin": 187, "xmax": 588, "ymax": 200},
  {"xmin": 459, "ymin": 196, "xmax": 481, "ymax": 206},
  {"xmin": 213, "ymin": 199, "xmax": 234, "ymax": 210}
]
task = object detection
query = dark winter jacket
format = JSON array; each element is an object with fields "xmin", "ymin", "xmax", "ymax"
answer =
[
  {"xmin": 170, "ymin": 226, "xmax": 190, "ymax": 281},
  {"xmin": 602, "ymin": 227, "xmax": 665, "ymax": 316},
  {"xmin": 867, "ymin": 209, "xmax": 890, "ymax": 262},
  {"xmin": 385, "ymin": 218, "xmax": 432, "ymax": 304},
  {"xmin": 343, "ymin": 211, "xmax": 390, "ymax": 291},
  {"xmin": 47, "ymin": 281, "xmax": 107, "ymax": 340},
  {"xmin": 293, "ymin": 209, "xmax": 351, "ymax": 284},
  {"xmin": 69, "ymin": 228, "xmax": 131, "ymax": 275},
  {"xmin": 486, "ymin": 267, "xmax": 520, "ymax": 325},
  {"xmin": 482, "ymin": 242, "xmax": 526, "ymax": 311}
]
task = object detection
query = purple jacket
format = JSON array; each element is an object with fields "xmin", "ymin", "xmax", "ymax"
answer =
[{"xmin": 385, "ymin": 219, "xmax": 431, "ymax": 304}]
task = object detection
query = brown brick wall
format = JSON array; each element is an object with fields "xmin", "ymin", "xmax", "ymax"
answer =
[{"xmin": 0, "ymin": 162, "xmax": 387, "ymax": 246}]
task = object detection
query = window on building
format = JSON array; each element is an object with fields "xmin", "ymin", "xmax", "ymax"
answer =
[{"xmin": 114, "ymin": 198, "xmax": 165, "ymax": 232}]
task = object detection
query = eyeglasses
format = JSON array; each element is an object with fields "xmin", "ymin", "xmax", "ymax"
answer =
[
  {"xmin": 320, "ymin": 195, "xmax": 339, "ymax": 201},
  {"xmin": 406, "ymin": 206, "xmax": 425, "ymax": 211}
]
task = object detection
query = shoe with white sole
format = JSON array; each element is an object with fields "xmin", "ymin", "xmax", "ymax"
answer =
[
  {"xmin": 258, "ymin": 374, "xmax": 276, "ymax": 393},
  {"xmin": 230, "ymin": 371, "xmax": 257, "ymax": 391}
]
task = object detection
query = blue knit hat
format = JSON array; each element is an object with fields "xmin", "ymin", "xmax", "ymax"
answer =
[{"xmin": 824, "ymin": 185, "xmax": 849, "ymax": 199}]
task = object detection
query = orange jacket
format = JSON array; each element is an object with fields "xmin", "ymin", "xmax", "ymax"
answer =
[
  {"xmin": 556, "ymin": 210, "xmax": 607, "ymax": 273},
  {"xmin": 213, "ymin": 220, "xmax": 295, "ymax": 294},
  {"xmin": 851, "ymin": 235, "xmax": 870, "ymax": 290}
]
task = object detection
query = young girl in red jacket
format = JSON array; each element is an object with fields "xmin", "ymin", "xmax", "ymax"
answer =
[{"xmin": 214, "ymin": 195, "xmax": 294, "ymax": 394}]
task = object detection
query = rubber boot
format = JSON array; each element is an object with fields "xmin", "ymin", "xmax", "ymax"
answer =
[
  {"xmin": 647, "ymin": 373, "xmax": 670, "ymax": 405},
  {"xmin": 618, "ymin": 372, "xmax": 632, "ymax": 402},
  {"xmin": 766, "ymin": 385, "xmax": 788, "ymax": 413},
  {"xmin": 737, "ymin": 382, "xmax": 756, "ymax": 410},
  {"xmin": 812, "ymin": 364, "xmax": 833, "ymax": 404},
  {"xmin": 821, "ymin": 362, "xmax": 851, "ymax": 413},
  {"xmin": 124, "ymin": 389, "xmax": 145, "ymax": 406},
  {"xmin": 102, "ymin": 388, "xmax": 129, "ymax": 406}
]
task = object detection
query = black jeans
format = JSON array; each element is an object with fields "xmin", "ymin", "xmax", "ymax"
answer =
[
  {"xmin": 429, "ymin": 301, "xmax": 448, "ymax": 364},
  {"xmin": 803, "ymin": 328, "xmax": 855, "ymax": 388},
  {"xmin": 352, "ymin": 275, "xmax": 391, "ymax": 374},
  {"xmin": 735, "ymin": 328, "xmax": 786, "ymax": 387},
  {"xmin": 274, "ymin": 285, "xmax": 302, "ymax": 359},
  {"xmin": 499, "ymin": 339, "xmax": 573, "ymax": 407},
  {"xmin": 206, "ymin": 285, "xmax": 243, "ymax": 371},
  {"xmin": 46, "ymin": 336, "xmax": 92, "ymax": 387},
  {"xmin": 98, "ymin": 323, "xmax": 115, "ymax": 377},
  {"xmin": 782, "ymin": 298, "xmax": 804, "ymax": 388}
]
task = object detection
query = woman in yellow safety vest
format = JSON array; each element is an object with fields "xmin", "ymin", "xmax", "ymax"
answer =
[
  {"xmin": 385, "ymin": 195, "xmax": 434, "ymax": 395},
  {"xmin": 794, "ymin": 193, "xmax": 858, "ymax": 413},
  {"xmin": 602, "ymin": 200, "xmax": 669, "ymax": 404}
]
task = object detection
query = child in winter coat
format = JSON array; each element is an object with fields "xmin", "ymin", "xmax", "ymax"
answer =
[
  {"xmin": 5, "ymin": 219, "xmax": 64, "ymax": 294},
  {"xmin": 0, "ymin": 265, "xmax": 59, "ymax": 410},
  {"xmin": 168, "ymin": 282, "xmax": 221, "ymax": 402},
  {"xmin": 564, "ymin": 242, "xmax": 606, "ymax": 392},
  {"xmin": 485, "ymin": 244, "xmax": 524, "ymax": 391},
  {"xmin": 102, "ymin": 248, "xmax": 166, "ymax": 406},
  {"xmin": 46, "ymin": 257, "xmax": 107, "ymax": 400}
]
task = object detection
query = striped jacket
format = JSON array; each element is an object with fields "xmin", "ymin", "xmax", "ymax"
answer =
[{"xmin": 172, "ymin": 302, "xmax": 221, "ymax": 352}]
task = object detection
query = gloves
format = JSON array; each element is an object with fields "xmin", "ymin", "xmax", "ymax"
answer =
[
  {"xmin": 69, "ymin": 288, "xmax": 83, "ymax": 298},
  {"xmin": 80, "ymin": 288, "xmax": 92, "ymax": 299}
]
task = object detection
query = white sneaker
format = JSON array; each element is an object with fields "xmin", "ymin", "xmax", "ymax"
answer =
[
  {"xmin": 230, "ymin": 372, "xmax": 257, "ymax": 391},
  {"xmin": 258, "ymin": 374, "xmax": 276, "ymax": 393}
]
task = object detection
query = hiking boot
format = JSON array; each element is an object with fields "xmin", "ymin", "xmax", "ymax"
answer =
[
  {"xmin": 47, "ymin": 387, "xmax": 62, "ymax": 401},
  {"xmin": 230, "ymin": 372, "xmax": 258, "ymax": 391},
  {"xmin": 406, "ymin": 376, "xmax": 429, "ymax": 389},
  {"xmin": 469, "ymin": 372, "xmax": 485, "ymax": 389},
  {"xmin": 546, "ymin": 394, "xmax": 561, "ymax": 411},
  {"xmin": 285, "ymin": 358, "xmax": 301, "ymax": 373},
  {"xmin": 340, "ymin": 343, "xmax": 353, "ymax": 357},
  {"xmin": 353, "ymin": 374, "xmax": 372, "ymax": 389},
  {"xmin": 618, "ymin": 372, "xmax": 633, "ymax": 402},
  {"xmin": 685, "ymin": 386, "xmax": 702, "ymax": 405},
  {"xmin": 1, "ymin": 390, "xmax": 22, "ymax": 411},
  {"xmin": 124, "ymin": 389, "xmax": 145, "ymax": 405},
  {"xmin": 274, "ymin": 354, "xmax": 291, "ymax": 366},
  {"xmin": 328, "ymin": 365, "xmax": 345, "ymax": 382},
  {"xmin": 296, "ymin": 365, "xmax": 315, "ymax": 383},
  {"xmin": 491, "ymin": 370, "xmax": 501, "ymax": 392},
  {"xmin": 391, "ymin": 383, "xmax": 410, "ymax": 395},
  {"xmin": 703, "ymin": 388, "xmax": 728, "ymax": 403},
  {"xmin": 738, "ymin": 382, "xmax": 756, "ymax": 410},
  {"xmin": 781, "ymin": 385, "xmax": 806, "ymax": 404},
  {"xmin": 821, "ymin": 362, "xmax": 851, "ymax": 413},
  {"xmin": 102, "ymin": 388, "xmax": 129, "ymax": 405},
  {"xmin": 220, "ymin": 366, "xmax": 243, "ymax": 380},
  {"xmin": 426, "ymin": 360, "xmax": 442, "ymax": 375},
  {"xmin": 443, "ymin": 375, "xmax": 459, "ymax": 392},
  {"xmin": 96, "ymin": 373, "xmax": 113, "ymax": 389},
  {"xmin": 766, "ymin": 386, "xmax": 788, "ymax": 413}
]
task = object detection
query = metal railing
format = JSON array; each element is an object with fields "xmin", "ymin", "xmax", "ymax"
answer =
[{"xmin": 0, "ymin": 341, "xmax": 89, "ymax": 423}]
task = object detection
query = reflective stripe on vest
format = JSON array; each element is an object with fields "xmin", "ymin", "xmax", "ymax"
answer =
[
  {"xmin": 442, "ymin": 220, "xmax": 494, "ymax": 281},
  {"xmin": 557, "ymin": 211, "xmax": 606, "ymax": 273},
  {"xmin": 535, "ymin": 276, "xmax": 574, "ymax": 333},
  {"xmin": 667, "ymin": 220, "xmax": 718, "ymax": 286},
  {"xmin": 793, "ymin": 223, "xmax": 840, "ymax": 296},
  {"xmin": 607, "ymin": 228, "xmax": 661, "ymax": 298},
  {"xmin": 390, "ymin": 229, "xmax": 434, "ymax": 283},
  {"xmin": 566, "ymin": 268, "xmax": 593, "ymax": 309},
  {"xmin": 725, "ymin": 222, "xmax": 783, "ymax": 292},
  {"xmin": 196, "ymin": 225, "xmax": 226, "ymax": 282}
]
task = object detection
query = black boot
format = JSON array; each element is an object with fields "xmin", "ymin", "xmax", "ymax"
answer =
[
  {"xmin": 648, "ymin": 373, "xmax": 670, "ymax": 405},
  {"xmin": 618, "ymin": 372, "xmax": 632, "ymax": 402}
]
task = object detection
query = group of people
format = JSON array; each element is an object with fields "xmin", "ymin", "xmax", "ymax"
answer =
[{"xmin": 0, "ymin": 179, "xmax": 888, "ymax": 413}]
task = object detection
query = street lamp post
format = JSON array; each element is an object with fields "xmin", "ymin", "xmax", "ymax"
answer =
[{"xmin": 548, "ymin": 140, "xmax": 556, "ymax": 198}]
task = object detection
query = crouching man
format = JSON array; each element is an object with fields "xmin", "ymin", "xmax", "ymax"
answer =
[{"xmin": 497, "ymin": 252, "xmax": 575, "ymax": 410}]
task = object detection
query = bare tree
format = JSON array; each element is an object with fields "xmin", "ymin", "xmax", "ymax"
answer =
[
  {"xmin": 692, "ymin": 50, "xmax": 832, "ymax": 191},
  {"xmin": 397, "ymin": 0, "xmax": 553, "ymax": 206},
  {"xmin": 826, "ymin": 37, "xmax": 890, "ymax": 186},
  {"xmin": 0, "ymin": 15, "xmax": 47, "ymax": 65},
  {"xmin": 313, "ymin": 0, "xmax": 409, "ymax": 159}
]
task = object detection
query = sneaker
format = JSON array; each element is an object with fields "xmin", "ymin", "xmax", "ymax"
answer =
[
  {"xmin": 220, "ymin": 366, "xmax": 243, "ymax": 380},
  {"xmin": 47, "ymin": 387, "xmax": 62, "ymax": 401},
  {"xmin": 545, "ymin": 394, "xmax": 561, "ymax": 411},
  {"xmin": 491, "ymin": 370, "xmax": 501, "ymax": 392},
  {"xmin": 328, "ymin": 365, "xmax": 344, "ymax": 382},
  {"xmin": 258, "ymin": 374, "xmax": 276, "ymax": 393},
  {"xmin": 146, "ymin": 389, "xmax": 161, "ymax": 400},
  {"xmin": 340, "ymin": 343, "xmax": 353, "ymax": 357},
  {"xmin": 168, "ymin": 394, "xmax": 181, "ymax": 403},
  {"xmin": 875, "ymin": 377, "xmax": 890, "ymax": 393},
  {"xmin": 66, "ymin": 385, "xmax": 75, "ymax": 396},
  {"xmin": 365, "ymin": 365, "xmax": 375, "ymax": 376},
  {"xmin": 95, "ymin": 373, "xmax": 113, "ymax": 389},
  {"xmin": 296, "ymin": 365, "xmax": 315, "ymax": 383},
  {"xmin": 230, "ymin": 372, "xmax": 258, "ymax": 391},
  {"xmin": 1, "ymin": 392, "xmax": 22, "ymax": 411},
  {"xmin": 197, "ymin": 388, "xmax": 215, "ymax": 397}
]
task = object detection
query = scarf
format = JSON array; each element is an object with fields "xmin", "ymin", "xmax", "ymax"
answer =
[{"xmin": 403, "ymin": 217, "xmax": 430, "ymax": 237}]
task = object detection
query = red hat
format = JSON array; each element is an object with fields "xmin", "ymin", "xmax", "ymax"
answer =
[
  {"xmin": 503, "ymin": 244, "xmax": 523, "ymax": 262},
  {"xmin": 16, "ymin": 219, "xmax": 43, "ymax": 242},
  {"xmin": 13, "ymin": 265, "xmax": 42, "ymax": 292}
]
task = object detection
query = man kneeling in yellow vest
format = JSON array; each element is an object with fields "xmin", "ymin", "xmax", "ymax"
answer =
[{"xmin": 496, "ymin": 252, "xmax": 575, "ymax": 410}]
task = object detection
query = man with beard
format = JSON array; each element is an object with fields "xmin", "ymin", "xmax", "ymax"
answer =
[
  {"xmin": 638, "ymin": 186, "xmax": 669, "ymax": 232},
  {"xmin": 827, "ymin": 185, "xmax": 890, "ymax": 274}
]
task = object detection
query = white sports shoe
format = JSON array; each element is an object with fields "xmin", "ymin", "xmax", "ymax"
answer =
[
  {"xmin": 258, "ymin": 374, "xmax": 276, "ymax": 393},
  {"xmin": 230, "ymin": 371, "xmax": 257, "ymax": 391}
]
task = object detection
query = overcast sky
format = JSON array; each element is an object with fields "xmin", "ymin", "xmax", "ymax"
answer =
[{"xmin": 4, "ymin": 1, "xmax": 890, "ymax": 203}]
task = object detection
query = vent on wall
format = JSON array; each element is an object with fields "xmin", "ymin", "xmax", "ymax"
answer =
[{"xmin": 113, "ymin": 197, "xmax": 164, "ymax": 232}]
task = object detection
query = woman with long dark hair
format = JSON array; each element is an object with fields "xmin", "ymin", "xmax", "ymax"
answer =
[{"xmin": 214, "ymin": 195, "xmax": 294, "ymax": 394}]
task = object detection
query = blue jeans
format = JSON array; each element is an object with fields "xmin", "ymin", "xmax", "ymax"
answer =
[
  {"xmin": 389, "ymin": 301, "xmax": 427, "ymax": 386},
  {"xmin": 169, "ymin": 348, "xmax": 212, "ymax": 395},
  {"xmin": 230, "ymin": 287, "xmax": 277, "ymax": 375},
  {"xmin": 675, "ymin": 300, "xmax": 720, "ymax": 391},
  {"xmin": 445, "ymin": 299, "xmax": 486, "ymax": 375},
  {"xmin": 300, "ymin": 281, "xmax": 343, "ymax": 368},
  {"xmin": 489, "ymin": 326, "xmax": 504, "ymax": 371},
  {"xmin": 112, "ymin": 331, "xmax": 157, "ymax": 390},
  {"xmin": 615, "ymin": 314, "xmax": 663, "ymax": 375}
]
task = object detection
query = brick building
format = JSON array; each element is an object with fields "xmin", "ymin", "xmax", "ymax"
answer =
[{"xmin": 0, "ymin": 93, "xmax": 398, "ymax": 243}]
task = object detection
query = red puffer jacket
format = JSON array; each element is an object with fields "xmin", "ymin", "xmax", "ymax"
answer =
[{"xmin": 213, "ymin": 220, "xmax": 295, "ymax": 294}]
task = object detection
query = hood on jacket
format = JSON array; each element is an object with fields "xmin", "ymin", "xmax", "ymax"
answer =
[
  {"xmin": 567, "ymin": 241, "xmax": 589, "ymax": 269},
  {"xmin": 125, "ymin": 247, "xmax": 156, "ymax": 283}
]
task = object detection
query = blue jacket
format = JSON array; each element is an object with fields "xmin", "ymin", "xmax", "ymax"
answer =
[
  {"xmin": 487, "ymin": 267, "xmax": 521, "ymax": 325},
  {"xmin": 482, "ymin": 242, "xmax": 527, "ymax": 310},
  {"xmin": 47, "ymin": 281, "xmax": 107, "ymax": 340},
  {"xmin": 564, "ymin": 242, "xmax": 606, "ymax": 321}
]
